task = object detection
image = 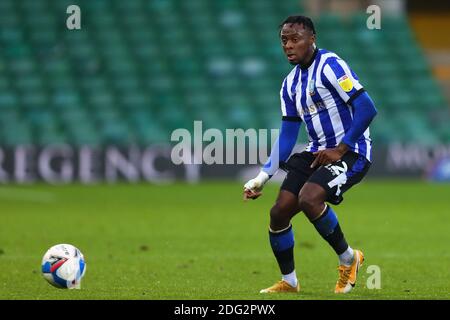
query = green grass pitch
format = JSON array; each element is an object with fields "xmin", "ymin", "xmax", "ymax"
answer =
[{"xmin": 0, "ymin": 180, "xmax": 449, "ymax": 300}]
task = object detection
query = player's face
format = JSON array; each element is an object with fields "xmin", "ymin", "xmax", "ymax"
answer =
[{"xmin": 280, "ymin": 23, "xmax": 315, "ymax": 65}]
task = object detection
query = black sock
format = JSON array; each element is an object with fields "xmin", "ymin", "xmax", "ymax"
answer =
[
  {"xmin": 312, "ymin": 206, "xmax": 348, "ymax": 255},
  {"xmin": 269, "ymin": 224, "xmax": 295, "ymax": 275}
]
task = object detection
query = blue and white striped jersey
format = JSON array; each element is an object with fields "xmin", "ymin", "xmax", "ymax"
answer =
[{"xmin": 280, "ymin": 48, "xmax": 372, "ymax": 161}]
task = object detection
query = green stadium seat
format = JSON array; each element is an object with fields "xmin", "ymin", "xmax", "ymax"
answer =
[
  {"xmin": 158, "ymin": 109, "xmax": 193, "ymax": 133},
  {"xmin": 0, "ymin": 1, "xmax": 448, "ymax": 147},
  {"xmin": 51, "ymin": 90, "xmax": 82, "ymax": 110},
  {"xmin": 119, "ymin": 92, "xmax": 150, "ymax": 111},
  {"xmin": 318, "ymin": 12, "xmax": 345, "ymax": 29},
  {"xmin": 0, "ymin": 92, "xmax": 18, "ymax": 110},
  {"xmin": 14, "ymin": 75, "xmax": 43, "ymax": 93},
  {"xmin": 1, "ymin": 122, "xmax": 33, "ymax": 146},
  {"xmin": 0, "ymin": 76, "xmax": 10, "ymax": 92},
  {"xmin": 136, "ymin": 125, "xmax": 169, "ymax": 145},
  {"xmin": 100, "ymin": 122, "xmax": 132, "ymax": 145}
]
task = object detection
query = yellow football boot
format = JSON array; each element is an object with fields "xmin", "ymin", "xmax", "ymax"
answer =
[
  {"xmin": 335, "ymin": 249, "xmax": 365, "ymax": 293},
  {"xmin": 260, "ymin": 280, "xmax": 300, "ymax": 293}
]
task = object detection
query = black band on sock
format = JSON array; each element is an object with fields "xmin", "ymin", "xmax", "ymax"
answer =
[
  {"xmin": 323, "ymin": 223, "xmax": 348, "ymax": 255},
  {"xmin": 272, "ymin": 247, "xmax": 295, "ymax": 275},
  {"xmin": 269, "ymin": 228, "xmax": 295, "ymax": 275}
]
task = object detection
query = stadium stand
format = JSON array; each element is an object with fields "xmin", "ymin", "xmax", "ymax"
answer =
[{"xmin": 0, "ymin": 0, "xmax": 448, "ymax": 146}]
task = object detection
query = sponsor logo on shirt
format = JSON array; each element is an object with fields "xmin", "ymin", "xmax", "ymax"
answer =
[
  {"xmin": 338, "ymin": 74, "xmax": 354, "ymax": 92},
  {"xmin": 300, "ymin": 100, "xmax": 326, "ymax": 116}
]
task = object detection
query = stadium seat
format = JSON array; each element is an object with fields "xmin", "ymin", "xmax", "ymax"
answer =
[{"xmin": 0, "ymin": 0, "xmax": 448, "ymax": 147}]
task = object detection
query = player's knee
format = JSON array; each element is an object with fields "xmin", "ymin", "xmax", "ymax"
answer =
[
  {"xmin": 270, "ymin": 204, "xmax": 291, "ymax": 229},
  {"xmin": 269, "ymin": 204, "xmax": 283, "ymax": 221},
  {"xmin": 298, "ymin": 192, "xmax": 322, "ymax": 214}
]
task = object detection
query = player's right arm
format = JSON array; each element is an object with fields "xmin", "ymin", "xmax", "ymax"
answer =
[
  {"xmin": 310, "ymin": 57, "xmax": 377, "ymax": 168},
  {"xmin": 244, "ymin": 77, "xmax": 302, "ymax": 200}
]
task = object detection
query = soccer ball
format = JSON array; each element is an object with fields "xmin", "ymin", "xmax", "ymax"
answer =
[{"xmin": 41, "ymin": 244, "xmax": 86, "ymax": 289}]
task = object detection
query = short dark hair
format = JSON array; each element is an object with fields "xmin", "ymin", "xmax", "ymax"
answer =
[{"xmin": 279, "ymin": 15, "xmax": 316, "ymax": 35}]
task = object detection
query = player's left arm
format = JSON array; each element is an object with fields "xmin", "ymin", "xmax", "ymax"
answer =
[{"xmin": 311, "ymin": 58, "xmax": 377, "ymax": 168}]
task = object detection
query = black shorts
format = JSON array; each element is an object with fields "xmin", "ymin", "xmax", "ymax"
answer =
[{"xmin": 280, "ymin": 151, "xmax": 371, "ymax": 205}]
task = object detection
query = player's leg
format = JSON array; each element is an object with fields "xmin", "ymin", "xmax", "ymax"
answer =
[
  {"xmin": 260, "ymin": 191, "xmax": 301, "ymax": 293},
  {"xmin": 299, "ymin": 182, "xmax": 362, "ymax": 294},
  {"xmin": 260, "ymin": 152, "xmax": 314, "ymax": 293},
  {"xmin": 300, "ymin": 151, "xmax": 370, "ymax": 293},
  {"xmin": 261, "ymin": 190, "xmax": 301, "ymax": 293},
  {"xmin": 298, "ymin": 182, "xmax": 354, "ymax": 266}
]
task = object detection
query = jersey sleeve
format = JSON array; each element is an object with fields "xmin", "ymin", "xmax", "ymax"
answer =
[
  {"xmin": 280, "ymin": 78, "xmax": 301, "ymax": 121},
  {"xmin": 262, "ymin": 119, "xmax": 301, "ymax": 176},
  {"xmin": 322, "ymin": 58, "xmax": 364, "ymax": 104}
]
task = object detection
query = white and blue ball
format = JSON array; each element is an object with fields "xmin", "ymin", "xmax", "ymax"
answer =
[{"xmin": 41, "ymin": 244, "xmax": 86, "ymax": 289}]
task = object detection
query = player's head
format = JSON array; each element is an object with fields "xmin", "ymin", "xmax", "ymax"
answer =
[{"xmin": 279, "ymin": 15, "xmax": 316, "ymax": 66}]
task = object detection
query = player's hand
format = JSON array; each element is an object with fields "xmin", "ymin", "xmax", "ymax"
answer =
[
  {"xmin": 243, "ymin": 171, "xmax": 270, "ymax": 201},
  {"xmin": 310, "ymin": 143, "xmax": 349, "ymax": 168},
  {"xmin": 243, "ymin": 189, "xmax": 262, "ymax": 201}
]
